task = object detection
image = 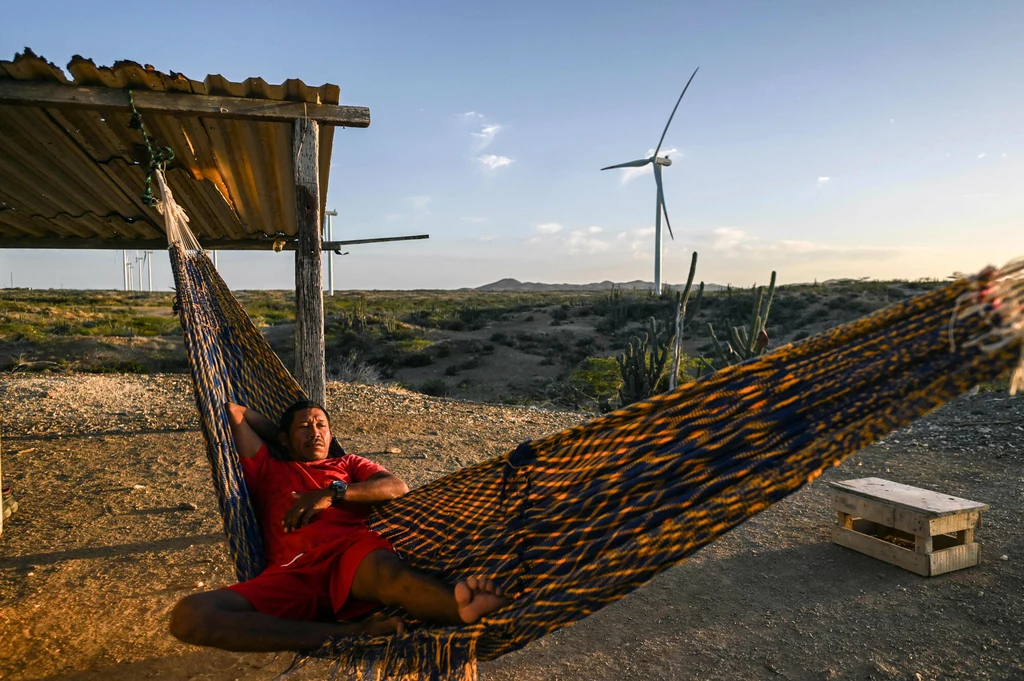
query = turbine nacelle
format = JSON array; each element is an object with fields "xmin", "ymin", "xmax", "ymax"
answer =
[{"xmin": 654, "ymin": 156, "xmax": 672, "ymax": 167}]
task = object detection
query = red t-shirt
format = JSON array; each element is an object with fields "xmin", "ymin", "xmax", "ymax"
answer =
[{"xmin": 240, "ymin": 444, "xmax": 388, "ymax": 565}]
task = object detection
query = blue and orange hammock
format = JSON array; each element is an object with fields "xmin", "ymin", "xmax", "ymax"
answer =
[{"xmin": 158, "ymin": 173, "xmax": 1024, "ymax": 680}]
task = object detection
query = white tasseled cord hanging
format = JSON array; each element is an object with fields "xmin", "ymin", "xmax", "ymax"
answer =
[{"xmin": 154, "ymin": 170, "xmax": 202, "ymax": 253}]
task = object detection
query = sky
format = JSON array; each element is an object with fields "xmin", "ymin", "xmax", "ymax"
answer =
[{"xmin": 1, "ymin": 1, "xmax": 1022, "ymax": 291}]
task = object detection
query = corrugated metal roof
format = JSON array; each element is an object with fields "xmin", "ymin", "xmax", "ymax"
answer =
[{"xmin": 0, "ymin": 48, "xmax": 355, "ymax": 246}]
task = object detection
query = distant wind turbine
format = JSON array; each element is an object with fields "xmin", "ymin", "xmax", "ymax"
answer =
[{"xmin": 601, "ymin": 67, "xmax": 699, "ymax": 295}]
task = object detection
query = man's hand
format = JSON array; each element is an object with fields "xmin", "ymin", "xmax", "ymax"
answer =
[
  {"xmin": 282, "ymin": 489, "xmax": 333, "ymax": 533},
  {"xmin": 226, "ymin": 402, "xmax": 247, "ymax": 426}
]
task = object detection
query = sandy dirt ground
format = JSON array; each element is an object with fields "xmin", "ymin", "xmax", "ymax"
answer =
[{"xmin": 1, "ymin": 374, "xmax": 1022, "ymax": 680}]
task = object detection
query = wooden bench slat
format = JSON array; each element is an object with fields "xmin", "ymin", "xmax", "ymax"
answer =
[{"xmin": 827, "ymin": 477, "xmax": 989, "ymax": 517}]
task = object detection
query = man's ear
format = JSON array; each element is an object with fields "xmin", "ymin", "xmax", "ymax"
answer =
[{"xmin": 278, "ymin": 431, "xmax": 289, "ymax": 448}]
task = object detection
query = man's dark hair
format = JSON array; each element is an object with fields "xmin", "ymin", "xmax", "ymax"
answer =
[
  {"xmin": 278, "ymin": 399, "xmax": 331, "ymax": 434},
  {"xmin": 272, "ymin": 400, "xmax": 345, "ymax": 460}
]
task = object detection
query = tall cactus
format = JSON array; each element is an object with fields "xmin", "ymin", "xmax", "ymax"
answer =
[
  {"xmin": 707, "ymin": 270, "xmax": 777, "ymax": 367},
  {"xmin": 669, "ymin": 252, "xmax": 705, "ymax": 390},
  {"xmin": 617, "ymin": 316, "xmax": 674, "ymax": 407}
]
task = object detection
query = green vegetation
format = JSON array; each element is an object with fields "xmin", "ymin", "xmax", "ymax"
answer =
[
  {"xmin": 0, "ymin": 277, "xmax": 950, "ymax": 409},
  {"xmin": 707, "ymin": 271, "xmax": 777, "ymax": 367}
]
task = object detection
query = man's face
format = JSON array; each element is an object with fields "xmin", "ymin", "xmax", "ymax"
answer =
[{"xmin": 280, "ymin": 408, "xmax": 332, "ymax": 462}]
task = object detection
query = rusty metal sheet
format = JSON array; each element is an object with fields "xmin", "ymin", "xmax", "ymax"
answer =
[{"xmin": 0, "ymin": 48, "xmax": 346, "ymax": 247}]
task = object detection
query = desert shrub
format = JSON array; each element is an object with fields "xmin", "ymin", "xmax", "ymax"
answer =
[
  {"xmin": 457, "ymin": 356, "xmax": 482, "ymax": 371},
  {"xmin": 327, "ymin": 353, "xmax": 383, "ymax": 384},
  {"xmin": 400, "ymin": 352, "xmax": 434, "ymax": 368},
  {"xmin": 419, "ymin": 379, "xmax": 449, "ymax": 397},
  {"xmin": 130, "ymin": 316, "xmax": 180, "ymax": 336},
  {"xmin": 438, "ymin": 319, "xmax": 465, "ymax": 332},
  {"xmin": 91, "ymin": 360, "xmax": 147, "ymax": 374},
  {"xmin": 491, "ymin": 331, "xmax": 510, "ymax": 344},
  {"xmin": 551, "ymin": 307, "xmax": 569, "ymax": 321},
  {"xmin": 568, "ymin": 356, "xmax": 621, "ymax": 401},
  {"xmin": 435, "ymin": 342, "xmax": 452, "ymax": 358},
  {"xmin": 444, "ymin": 364, "xmax": 461, "ymax": 376}
]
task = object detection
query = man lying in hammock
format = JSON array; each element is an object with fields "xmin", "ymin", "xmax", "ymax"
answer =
[{"xmin": 169, "ymin": 400, "xmax": 509, "ymax": 652}]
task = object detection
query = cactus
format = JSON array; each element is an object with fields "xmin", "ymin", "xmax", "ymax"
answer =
[
  {"xmin": 669, "ymin": 252, "xmax": 705, "ymax": 390},
  {"xmin": 707, "ymin": 270, "xmax": 777, "ymax": 367},
  {"xmin": 617, "ymin": 316, "xmax": 674, "ymax": 407}
]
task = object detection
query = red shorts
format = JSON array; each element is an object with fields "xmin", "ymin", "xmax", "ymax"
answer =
[{"xmin": 224, "ymin": 529, "xmax": 394, "ymax": 621}]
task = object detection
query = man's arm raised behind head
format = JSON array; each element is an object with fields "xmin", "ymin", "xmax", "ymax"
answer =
[{"xmin": 225, "ymin": 403, "xmax": 276, "ymax": 459}]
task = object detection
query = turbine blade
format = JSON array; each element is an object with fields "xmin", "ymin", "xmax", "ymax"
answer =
[
  {"xmin": 654, "ymin": 164, "xmax": 674, "ymax": 240},
  {"xmin": 600, "ymin": 158, "xmax": 652, "ymax": 171},
  {"xmin": 653, "ymin": 66, "xmax": 700, "ymax": 159}
]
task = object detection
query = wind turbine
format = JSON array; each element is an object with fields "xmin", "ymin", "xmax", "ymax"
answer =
[{"xmin": 601, "ymin": 67, "xmax": 699, "ymax": 295}]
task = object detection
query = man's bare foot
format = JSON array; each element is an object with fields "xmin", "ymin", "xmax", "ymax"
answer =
[{"xmin": 454, "ymin": 577, "xmax": 510, "ymax": 624}]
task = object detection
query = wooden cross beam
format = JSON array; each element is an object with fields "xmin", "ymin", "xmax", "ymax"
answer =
[
  {"xmin": 0, "ymin": 79, "xmax": 370, "ymax": 126},
  {"xmin": 0, "ymin": 235, "xmax": 429, "ymax": 250}
]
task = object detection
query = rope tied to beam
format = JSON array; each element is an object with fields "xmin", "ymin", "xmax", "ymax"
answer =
[{"xmin": 127, "ymin": 90, "xmax": 175, "ymax": 207}]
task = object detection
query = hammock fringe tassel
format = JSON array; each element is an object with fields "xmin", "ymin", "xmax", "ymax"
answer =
[
  {"xmin": 282, "ymin": 631, "xmax": 478, "ymax": 681},
  {"xmin": 156, "ymin": 170, "xmax": 1024, "ymax": 680}
]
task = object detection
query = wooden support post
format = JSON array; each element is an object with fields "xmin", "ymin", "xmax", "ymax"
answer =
[
  {"xmin": 293, "ymin": 118, "xmax": 326, "ymax": 406},
  {"xmin": 837, "ymin": 511, "xmax": 854, "ymax": 530}
]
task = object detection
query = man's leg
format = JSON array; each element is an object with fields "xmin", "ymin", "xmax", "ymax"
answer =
[
  {"xmin": 169, "ymin": 589, "xmax": 404, "ymax": 652},
  {"xmin": 349, "ymin": 550, "xmax": 509, "ymax": 625}
]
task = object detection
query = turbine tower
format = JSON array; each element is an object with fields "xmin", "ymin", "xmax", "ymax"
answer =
[{"xmin": 601, "ymin": 67, "xmax": 699, "ymax": 295}]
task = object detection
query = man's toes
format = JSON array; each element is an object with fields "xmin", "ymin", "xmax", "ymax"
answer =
[
  {"xmin": 465, "ymin": 576, "xmax": 480, "ymax": 592},
  {"xmin": 454, "ymin": 580, "xmax": 473, "ymax": 607}
]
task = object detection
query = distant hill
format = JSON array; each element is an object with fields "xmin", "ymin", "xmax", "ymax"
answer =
[{"xmin": 471, "ymin": 278, "xmax": 728, "ymax": 292}]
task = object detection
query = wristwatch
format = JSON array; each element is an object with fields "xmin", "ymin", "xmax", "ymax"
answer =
[{"xmin": 329, "ymin": 479, "xmax": 348, "ymax": 503}]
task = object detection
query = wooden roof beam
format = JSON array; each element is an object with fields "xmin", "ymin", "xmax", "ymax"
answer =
[
  {"xmin": 0, "ymin": 234, "xmax": 428, "ymax": 250},
  {"xmin": 0, "ymin": 80, "xmax": 370, "ymax": 127}
]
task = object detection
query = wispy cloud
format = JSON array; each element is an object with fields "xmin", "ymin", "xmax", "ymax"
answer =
[
  {"xmin": 477, "ymin": 235, "xmax": 500, "ymax": 242},
  {"xmin": 471, "ymin": 124, "xmax": 503, "ymax": 150},
  {"xmin": 615, "ymin": 226, "xmax": 657, "ymax": 260},
  {"xmin": 977, "ymin": 152, "xmax": 987, "ymax": 159},
  {"xmin": 698, "ymin": 227, "xmax": 908, "ymax": 262},
  {"xmin": 817, "ymin": 176, "xmax": 830, "ymax": 187},
  {"xmin": 529, "ymin": 223, "xmax": 609, "ymax": 254},
  {"xmin": 566, "ymin": 230, "xmax": 610, "ymax": 254},
  {"xmin": 478, "ymin": 154, "xmax": 514, "ymax": 170},
  {"xmin": 461, "ymin": 111, "xmax": 513, "ymax": 169},
  {"xmin": 407, "ymin": 195, "xmax": 431, "ymax": 217},
  {"xmin": 461, "ymin": 216, "xmax": 489, "ymax": 224}
]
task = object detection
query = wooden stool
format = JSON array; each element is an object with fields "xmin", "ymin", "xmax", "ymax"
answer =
[{"xmin": 828, "ymin": 477, "xmax": 988, "ymax": 577}]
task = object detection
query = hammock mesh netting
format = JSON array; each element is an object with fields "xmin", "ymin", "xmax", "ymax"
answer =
[{"xmin": 161, "ymin": 173, "xmax": 1024, "ymax": 680}]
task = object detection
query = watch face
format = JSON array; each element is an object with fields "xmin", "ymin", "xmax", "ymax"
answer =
[{"xmin": 331, "ymin": 479, "xmax": 348, "ymax": 500}]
